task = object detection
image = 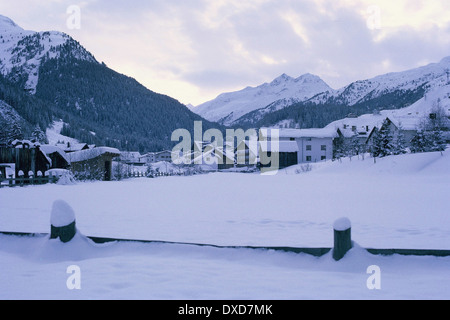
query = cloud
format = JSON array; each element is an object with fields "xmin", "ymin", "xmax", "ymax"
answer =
[{"xmin": 1, "ymin": 0, "xmax": 450, "ymax": 105}]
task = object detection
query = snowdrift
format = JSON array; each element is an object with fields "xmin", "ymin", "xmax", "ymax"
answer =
[{"xmin": 284, "ymin": 149, "xmax": 450, "ymax": 176}]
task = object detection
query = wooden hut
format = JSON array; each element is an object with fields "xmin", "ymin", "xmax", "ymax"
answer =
[{"xmin": 66, "ymin": 147, "xmax": 121, "ymax": 181}]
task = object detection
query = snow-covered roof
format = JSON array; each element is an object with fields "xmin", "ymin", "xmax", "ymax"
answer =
[
  {"xmin": 386, "ymin": 116, "xmax": 422, "ymax": 131},
  {"xmin": 55, "ymin": 142, "xmax": 89, "ymax": 152},
  {"xmin": 236, "ymin": 139, "xmax": 259, "ymax": 155},
  {"xmin": 261, "ymin": 127, "xmax": 337, "ymax": 139},
  {"xmin": 11, "ymin": 139, "xmax": 40, "ymax": 148},
  {"xmin": 67, "ymin": 147, "xmax": 121, "ymax": 163},
  {"xmin": 120, "ymin": 151, "xmax": 142, "ymax": 162},
  {"xmin": 326, "ymin": 113, "xmax": 386, "ymax": 137},
  {"xmin": 155, "ymin": 150, "xmax": 172, "ymax": 155},
  {"xmin": 259, "ymin": 141, "xmax": 299, "ymax": 153},
  {"xmin": 40, "ymin": 145, "xmax": 70, "ymax": 163}
]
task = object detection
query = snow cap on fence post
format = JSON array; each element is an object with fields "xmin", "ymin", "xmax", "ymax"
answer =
[
  {"xmin": 50, "ymin": 200, "xmax": 77, "ymax": 243},
  {"xmin": 333, "ymin": 217, "xmax": 352, "ymax": 261}
]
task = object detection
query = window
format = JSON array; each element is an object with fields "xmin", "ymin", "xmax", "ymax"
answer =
[
  {"xmin": 321, "ymin": 156, "xmax": 326, "ymax": 161},
  {"xmin": 321, "ymin": 145, "xmax": 326, "ymax": 151},
  {"xmin": 306, "ymin": 145, "xmax": 312, "ymax": 151},
  {"xmin": 306, "ymin": 156, "xmax": 312, "ymax": 162},
  {"xmin": 290, "ymin": 137, "xmax": 295, "ymax": 141}
]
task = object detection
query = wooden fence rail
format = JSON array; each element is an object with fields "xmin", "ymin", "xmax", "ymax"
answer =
[
  {"xmin": 1, "ymin": 231, "xmax": 449, "ymax": 259},
  {"xmin": 0, "ymin": 176, "xmax": 58, "ymax": 188},
  {"xmin": 1, "ymin": 205, "xmax": 448, "ymax": 259}
]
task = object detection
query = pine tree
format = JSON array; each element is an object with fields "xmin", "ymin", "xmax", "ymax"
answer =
[
  {"xmin": 350, "ymin": 133, "xmax": 362, "ymax": 157},
  {"xmin": 412, "ymin": 104, "xmax": 449, "ymax": 154},
  {"xmin": 430, "ymin": 127, "xmax": 447, "ymax": 153},
  {"xmin": 392, "ymin": 123, "xmax": 407, "ymax": 155},
  {"xmin": 333, "ymin": 135, "xmax": 346, "ymax": 161},
  {"xmin": 7, "ymin": 121, "xmax": 23, "ymax": 142},
  {"xmin": 31, "ymin": 124, "xmax": 48, "ymax": 144},
  {"xmin": 410, "ymin": 130, "xmax": 429, "ymax": 153},
  {"xmin": 371, "ymin": 119, "xmax": 394, "ymax": 158}
]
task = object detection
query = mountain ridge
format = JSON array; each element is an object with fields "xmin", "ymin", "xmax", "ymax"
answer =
[
  {"xmin": 193, "ymin": 72, "xmax": 333, "ymax": 126},
  {"xmin": 0, "ymin": 15, "xmax": 218, "ymax": 152},
  {"xmin": 194, "ymin": 55, "xmax": 450, "ymax": 128}
]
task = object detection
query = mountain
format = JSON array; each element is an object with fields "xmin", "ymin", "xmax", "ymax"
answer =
[
  {"xmin": 226, "ymin": 57, "xmax": 450, "ymax": 129},
  {"xmin": 192, "ymin": 73, "xmax": 333, "ymax": 126},
  {"xmin": 0, "ymin": 15, "xmax": 96, "ymax": 94},
  {"xmin": 311, "ymin": 56, "xmax": 450, "ymax": 106},
  {"xmin": 0, "ymin": 15, "xmax": 218, "ymax": 152}
]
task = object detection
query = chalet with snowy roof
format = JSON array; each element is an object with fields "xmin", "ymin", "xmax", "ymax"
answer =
[
  {"xmin": 259, "ymin": 128, "xmax": 336, "ymax": 168},
  {"xmin": 367, "ymin": 116, "xmax": 419, "ymax": 148},
  {"xmin": 235, "ymin": 139, "xmax": 258, "ymax": 168},
  {"xmin": 55, "ymin": 142, "xmax": 90, "ymax": 153},
  {"xmin": 139, "ymin": 152, "xmax": 156, "ymax": 164},
  {"xmin": 327, "ymin": 112, "xmax": 385, "ymax": 146},
  {"xmin": 186, "ymin": 141, "xmax": 234, "ymax": 171},
  {"xmin": 119, "ymin": 151, "xmax": 145, "ymax": 166},
  {"xmin": 155, "ymin": 150, "xmax": 173, "ymax": 163},
  {"xmin": 39, "ymin": 145, "xmax": 70, "ymax": 169},
  {"xmin": 67, "ymin": 147, "xmax": 120, "ymax": 181},
  {"xmin": 139, "ymin": 150, "xmax": 176, "ymax": 164}
]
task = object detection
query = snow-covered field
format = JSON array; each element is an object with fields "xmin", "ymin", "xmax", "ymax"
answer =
[{"xmin": 1, "ymin": 150, "xmax": 449, "ymax": 300}]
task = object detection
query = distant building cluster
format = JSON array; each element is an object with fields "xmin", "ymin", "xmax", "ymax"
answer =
[{"xmin": 1, "ymin": 108, "xmax": 449, "ymax": 183}]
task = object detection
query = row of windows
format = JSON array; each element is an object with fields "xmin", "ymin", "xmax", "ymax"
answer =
[
  {"xmin": 306, "ymin": 155, "xmax": 327, "ymax": 161},
  {"xmin": 306, "ymin": 145, "xmax": 327, "ymax": 151}
]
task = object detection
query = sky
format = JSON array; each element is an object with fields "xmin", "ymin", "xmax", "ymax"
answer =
[{"xmin": 1, "ymin": 0, "xmax": 450, "ymax": 106}]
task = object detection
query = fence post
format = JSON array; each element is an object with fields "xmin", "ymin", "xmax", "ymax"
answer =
[
  {"xmin": 50, "ymin": 200, "xmax": 77, "ymax": 243},
  {"xmin": 333, "ymin": 217, "xmax": 352, "ymax": 261}
]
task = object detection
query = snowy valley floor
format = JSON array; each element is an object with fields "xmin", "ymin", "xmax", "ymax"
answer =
[{"xmin": 0, "ymin": 150, "xmax": 449, "ymax": 299}]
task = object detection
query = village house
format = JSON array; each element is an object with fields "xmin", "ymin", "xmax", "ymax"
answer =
[
  {"xmin": 259, "ymin": 128, "xmax": 336, "ymax": 169},
  {"xmin": 235, "ymin": 139, "xmax": 258, "ymax": 168},
  {"xmin": 366, "ymin": 116, "xmax": 419, "ymax": 150},
  {"xmin": 139, "ymin": 152, "xmax": 156, "ymax": 164},
  {"xmin": 141, "ymin": 150, "xmax": 173, "ymax": 164},
  {"xmin": 66, "ymin": 147, "xmax": 121, "ymax": 181},
  {"xmin": 185, "ymin": 141, "xmax": 234, "ymax": 171},
  {"xmin": 119, "ymin": 151, "xmax": 145, "ymax": 166},
  {"xmin": 155, "ymin": 150, "xmax": 173, "ymax": 162}
]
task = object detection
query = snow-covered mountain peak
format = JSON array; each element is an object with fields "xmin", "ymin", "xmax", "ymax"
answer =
[
  {"xmin": 0, "ymin": 15, "xmax": 97, "ymax": 93},
  {"xmin": 270, "ymin": 73, "xmax": 293, "ymax": 86},
  {"xmin": 193, "ymin": 73, "xmax": 332, "ymax": 125},
  {"xmin": 0, "ymin": 15, "xmax": 22, "ymax": 31},
  {"xmin": 439, "ymin": 56, "xmax": 450, "ymax": 66}
]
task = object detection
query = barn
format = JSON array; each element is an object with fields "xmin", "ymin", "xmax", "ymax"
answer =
[
  {"xmin": 0, "ymin": 140, "xmax": 51, "ymax": 178},
  {"xmin": 66, "ymin": 147, "xmax": 121, "ymax": 181}
]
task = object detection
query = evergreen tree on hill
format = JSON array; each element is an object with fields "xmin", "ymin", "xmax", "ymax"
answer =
[{"xmin": 371, "ymin": 119, "xmax": 394, "ymax": 159}]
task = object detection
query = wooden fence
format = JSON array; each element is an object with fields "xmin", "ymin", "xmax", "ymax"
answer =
[
  {"xmin": 1, "ymin": 221, "xmax": 449, "ymax": 259},
  {"xmin": 0, "ymin": 176, "xmax": 58, "ymax": 188}
]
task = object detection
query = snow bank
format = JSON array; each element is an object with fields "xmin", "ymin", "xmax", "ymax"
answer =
[
  {"xmin": 148, "ymin": 161, "xmax": 181, "ymax": 174},
  {"xmin": 0, "ymin": 233, "xmax": 449, "ymax": 299},
  {"xmin": 284, "ymin": 148, "xmax": 450, "ymax": 176},
  {"xmin": 0, "ymin": 149, "xmax": 449, "ymax": 299}
]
